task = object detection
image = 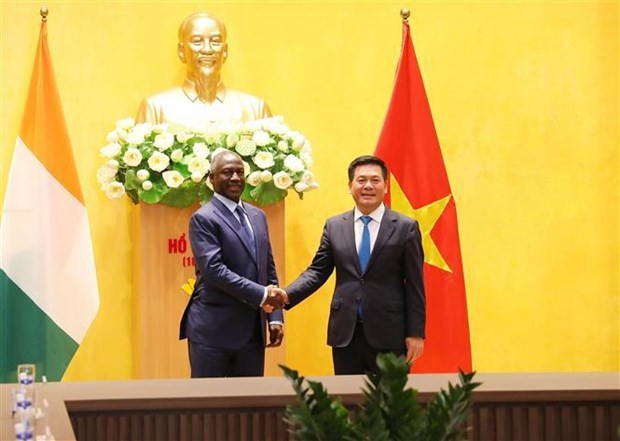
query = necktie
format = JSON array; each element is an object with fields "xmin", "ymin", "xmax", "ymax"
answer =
[
  {"xmin": 235, "ymin": 205, "xmax": 255, "ymax": 253},
  {"xmin": 358, "ymin": 215, "xmax": 372, "ymax": 272},
  {"xmin": 358, "ymin": 215, "xmax": 372, "ymax": 319}
]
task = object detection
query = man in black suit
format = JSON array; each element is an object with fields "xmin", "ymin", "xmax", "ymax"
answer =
[{"xmin": 280, "ymin": 155, "xmax": 425, "ymax": 375}]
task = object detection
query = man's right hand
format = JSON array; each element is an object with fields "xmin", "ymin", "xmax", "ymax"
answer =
[{"xmin": 262, "ymin": 286, "xmax": 289, "ymax": 313}]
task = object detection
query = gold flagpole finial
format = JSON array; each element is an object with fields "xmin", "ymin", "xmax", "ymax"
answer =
[
  {"xmin": 40, "ymin": 6, "xmax": 48, "ymax": 22},
  {"xmin": 400, "ymin": 8, "xmax": 410, "ymax": 23}
]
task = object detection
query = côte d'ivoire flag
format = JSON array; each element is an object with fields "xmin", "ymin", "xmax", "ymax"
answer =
[
  {"xmin": 375, "ymin": 17, "xmax": 472, "ymax": 372},
  {"xmin": 0, "ymin": 18, "xmax": 100, "ymax": 382}
]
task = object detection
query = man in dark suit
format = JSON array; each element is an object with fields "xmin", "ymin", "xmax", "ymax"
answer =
[
  {"xmin": 280, "ymin": 155, "xmax": 426, "ymax": 375},
  {"xmin": 180, "ymin": 151, "xmax": 287, "ymax": 377}
]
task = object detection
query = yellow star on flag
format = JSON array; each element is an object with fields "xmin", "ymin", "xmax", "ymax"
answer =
[{"xmin": 389, "ymin": 177, "xmax": 452, "ymax": 273}]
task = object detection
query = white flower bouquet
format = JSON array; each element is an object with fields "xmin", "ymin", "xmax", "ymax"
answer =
[{"xmin": 97, "ymin": 116, "xmax": 319, "ymax": 208}]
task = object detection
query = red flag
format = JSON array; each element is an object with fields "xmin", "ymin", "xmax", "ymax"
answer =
[{"xmin": 375, "ymin": 18, "xmax": 472, "ymax": 372}]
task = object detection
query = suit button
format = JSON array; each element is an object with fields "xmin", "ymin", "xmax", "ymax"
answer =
[{"xmin": 360, "ymin": 278, "xmax": 364, "ymax": 284}]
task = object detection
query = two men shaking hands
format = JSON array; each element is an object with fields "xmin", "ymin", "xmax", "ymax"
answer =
[{"xmin": 262, "ymin": 286, "xmax": 289, "ymax": 313}]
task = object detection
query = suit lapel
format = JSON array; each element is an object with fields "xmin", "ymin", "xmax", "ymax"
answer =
[
  {"xmin": 365, "ymin": 208, "xmax": 397, "ymax": 273},
  {"xmin": 342, "ymin": 210, "xmax": 362, "ymax": 273}
]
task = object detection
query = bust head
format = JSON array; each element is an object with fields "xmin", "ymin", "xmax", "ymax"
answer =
[{"xmin": 177, "ymin": 12, "xmax": 228, "ymax": 82}]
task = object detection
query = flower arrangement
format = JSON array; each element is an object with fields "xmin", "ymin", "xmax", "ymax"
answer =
[{"xmin": 97, "ymin": 116, "xmax": 318, "ymax": 208}]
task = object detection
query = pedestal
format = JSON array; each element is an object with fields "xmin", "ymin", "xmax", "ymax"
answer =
[{"xmin": 134, "ymin": 201, "xmax": 286, "ymax": 379}]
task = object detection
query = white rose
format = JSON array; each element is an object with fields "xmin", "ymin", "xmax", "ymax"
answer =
[
  {"xmin": 115, "ymin": 128, "xmax": 128, "ymax": 141},
  {"xmin": 100, "ymin": 142, "xmax": 121, "ymax": 158},
  {"xmin": 273, "ymin": 171, "xmax": 293, "ymax": 190},
  {"xmin": 148, "ymin": 151, "xmax": 170, "ymax": 172},
  {"xmin": 104, "ymin": 181, "xmax": 125, "ymax": 199},
  {"xmin": 96, "ymin": 165, "xmax": 117, "ymax": 185},
  {"xmin": 300, "ymin": 152, "xmax": 313, "ymax": 168},
  {"xmin": 260, "ymin": 170, "xmax": 273, "ymax": 182},
  {"xmin": 243, "ymin": 120, "xmax": 262, "ymax": 132},
  {"xmin": 170, "ymin": 149, "xmax": 184, "ymax": 162},
  {"xmin": 246, "ymin": 171, "xmax": 262, "ymax": 186},
  {"xmin": 142, "ymin": 180, "xmax": 153, "ymax": 191},
  {"xmin": 277, "ymin": 140, "xmax": 289, "ymax": 152},
  {"xmin": 263, "ymin": 117, "xmax": 288, "ymax": 135},
  {"xmin": 191, "ymin": 172, "xmax": 203, "ymax": 183},
  {"xmin": 226, "ymin": 133, "xmax": 239, "ymax": 148},
  {"xmin": 136, "ymin": 169, "xmax": 150, "ymax": 181},
  {"xmin": 294, "ymin": 182, "xmax": 310, "ymax": 193},
  {"xmin": 284, "ymin": 154, "xmax": 305, "ymax": 173},
  {"xmin": 154, "ymin": 132, "xmax": 175, "ymax": 151},
  {"xmin": 176, "ymin": 132, "xmax": 194, "ymax": 143},
  {"xmin": 235, "ymin": 139, "xmax": 257, "ymax": 157},
  {"xmin": 116, "ymin": 118, "xmax": 135, "ymax": 131},
  {"xmin": 188, "ymin": 157, "xmax": 210, "ymax": 176},
  {"xmin": 193, "ymin": 142, "xmax": 209, "ymax": 159},
  {"xmin": 252, "ymin": 130, "xmax": 271, "ymax": 147},
  {"xmin": 253, "ymin": 151, "xmax": 274, "ymax": 169},
  {"xmin": 106, "ymin": 130, "xmax": 119, "ymax": 143},
  {"xmin": 107, "ymin": 159, "xmax": 119, "ymax": 169},
  {"xmin": 301, "ymin": 171, "xmax": 316, "ymax": 185},
  {"xmin": 291, "ymin": 132, "xmax": 305, "ymax": 151},
  {"xmin": 243, "ymin": 161, "xmax": 251, "ymax": 177},
  {"xmin": 162, "ymin": 170, "xmax": 184, "ymax": 188},
  {"xmin": 123, "ymin": 148, "xmax": 143, "ymax": 167},
  {"xmin": 301, "ymin": 139, "xmax": 312, "ymax": 153},
  {"xmin": 126, "ymin": 128, "xmax": 146, "ymax": 145},
  {"xmin": 133, "ymin": 123, "xmax": 153, "ymax": 137},
  {"xmin": 152, "ymin": 123, "xmax": 169, "ymax": 134}
]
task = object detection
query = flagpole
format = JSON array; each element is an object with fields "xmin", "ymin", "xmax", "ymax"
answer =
[{"xmin": 40, "ymin": 6, "xmax": 48, "ymax": 22}]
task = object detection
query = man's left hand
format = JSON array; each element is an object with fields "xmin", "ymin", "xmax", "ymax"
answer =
[
  {"xmin": 405, "ymin": 337, "xmax": 424, "ymax": 363},
  {"xmin": 267, "ymin": 324, "xmax": 284, "ymax": 347}
]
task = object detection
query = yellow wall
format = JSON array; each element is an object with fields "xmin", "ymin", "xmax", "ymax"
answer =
[{"xmin": 1, "ymin": 1, "xmax": 617, "ymax": 379}]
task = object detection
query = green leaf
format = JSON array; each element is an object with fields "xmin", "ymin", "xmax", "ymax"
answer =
[
  {"xmin": 159, "ymin": 180, "xmax": 204, "ymax": 208},
  {"xmin": 123, "ymin": 169, "xmax": 142, "ymax": 191},
  {"xmin": 173, "ymin": 162, "xmax": 191, "ymax": 178},
  {"xmin": 280, "ymin": 364, "xmax": 353, "ymax": 441},
  {"xmin": 248, "ymin": 181, "xmax": 287, "ymax": 206},
  {"xmin": 126, "ymin": 189, "xmax": 139, "ymax": 205},
  {"xmin": 138, "ymin": 182, "xmax": 164, "ymax": 204}
]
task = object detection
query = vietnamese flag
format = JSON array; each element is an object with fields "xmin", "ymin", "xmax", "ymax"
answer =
[{"xmin": 375, "ymin": 16, "xmax": 472, "ymax": 372}]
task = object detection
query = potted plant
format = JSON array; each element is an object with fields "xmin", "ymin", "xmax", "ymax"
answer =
[{"xmin": 281, "ymin": 352, "xmax": 480, "ymax": 441}]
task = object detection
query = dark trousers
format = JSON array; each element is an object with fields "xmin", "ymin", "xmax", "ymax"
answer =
[
  {"xmin": 188, "ymin": 314, "xmax": 264, "ymax": 378},
  {"xmin": 332, "ymin": 320, "xmax": 405, "ymax": 375}
]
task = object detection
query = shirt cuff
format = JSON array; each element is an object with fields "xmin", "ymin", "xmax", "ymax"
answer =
[{"xmin": 259, "ymin": 287, "xmax": 268, "ymax": 307}]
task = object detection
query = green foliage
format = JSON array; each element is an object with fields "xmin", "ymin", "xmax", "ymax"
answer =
[
  {"xmin": 281, "ymin": 365, "xmax": 352, "ymax": 441},
  {"xmin": 421, "ymin": 371, "xmax": 481, "ymax": 441},
  {"xmin": 281, "ymin": 353, "xmax": 480, "ymax": 441}
]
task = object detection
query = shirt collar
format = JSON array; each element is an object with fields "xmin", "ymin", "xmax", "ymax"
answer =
[
  {"xmin": 181, "ymin": 79, "xmax": 227, "ymax": 103},
  {"xmin": 354, "ymin": 204, "xmax": 385, "ymax": 224},
  {"xmin": 214, "ymin": 192, "xmax": 243, "ymax": 214}
]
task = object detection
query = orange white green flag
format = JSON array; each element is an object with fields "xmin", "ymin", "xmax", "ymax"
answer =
[
  {"xmin": 0, "ymin": 19, "xmax": 99, "ymax": 382},
  {"xmin": 375, "ymin": 16, "xmax": 472, "ymax": 372}
]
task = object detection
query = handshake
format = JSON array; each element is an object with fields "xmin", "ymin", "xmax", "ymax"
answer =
[{"xmin": 262, "ymin": 285, "xmax": 289, "ymax": 313}]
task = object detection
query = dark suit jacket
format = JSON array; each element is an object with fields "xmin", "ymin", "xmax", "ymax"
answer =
[
  {"xmin": 285, "ymin": 207, "xmax": 425, "ymax": 351},
  {"xmin": 180, "ymin": 197, "xmax": 282, "ymax": 350}
]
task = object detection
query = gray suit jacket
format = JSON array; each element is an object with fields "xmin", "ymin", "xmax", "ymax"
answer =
[
  {"xmin": 180, "ymin": 197, "xmax": 282, "ymax": 350},
  {"xmin": 285, "ymin": 207, "xmax": 425, "ymax": 350}
]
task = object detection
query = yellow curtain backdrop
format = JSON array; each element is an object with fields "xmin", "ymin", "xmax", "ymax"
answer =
[{"xmin": 1, "ymin": 1, "xmax": 617, "ymax": 380}]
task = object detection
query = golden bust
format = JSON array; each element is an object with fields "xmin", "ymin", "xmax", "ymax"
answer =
[{"xmin": 136, "ymin": 12, "xmax": 271, "ymax": 129}]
